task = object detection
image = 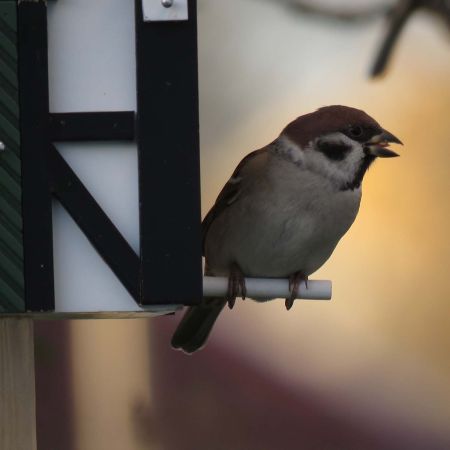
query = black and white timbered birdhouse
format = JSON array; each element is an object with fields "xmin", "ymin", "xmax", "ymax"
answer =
[{"xmin": 0, "ymin": 0, "xmax": 202, "ymax": 316}]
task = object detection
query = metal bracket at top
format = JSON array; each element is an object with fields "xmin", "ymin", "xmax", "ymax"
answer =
[{"xmin": 142, "ymin": 0, "xmax": 188, "ymax": 22}]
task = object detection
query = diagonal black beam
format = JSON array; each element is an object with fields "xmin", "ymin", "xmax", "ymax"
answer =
[
  {"xmin": 48, "ymin": 146, "xmax": 140, "ymax": 301},
  {"xmin": 18, "ymin": 0, "xmax": 55, "ymax": 311},
  {"xmin": 49, "ymin": 111, "xmax": 136, "ymax": 142},
  {"xmin": 135, "ymin": 0, "xmax": 202, "ymax": 305}
]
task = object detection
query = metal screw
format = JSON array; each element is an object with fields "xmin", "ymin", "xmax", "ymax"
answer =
[
  {"xmin": 161, "ymin": 0, "xmax": 173, "ymax": 7},
  {"xmin": 0, "ymin": 141, "xmax": 5, "ymax": 152}
]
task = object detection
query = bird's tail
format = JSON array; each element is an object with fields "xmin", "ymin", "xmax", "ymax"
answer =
[{"xmin": 171, "ymin": 298, "xmax": 226, "ymax": 353}]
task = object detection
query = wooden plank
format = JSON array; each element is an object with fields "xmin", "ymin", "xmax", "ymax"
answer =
[
  {"xmin": 17, "ymin": 0, "xmax": 55, "ymax": 311},
  {"xmin": 0, "ymin": 318, "xmax": 37, "ymax": 450},
  {"xmin": 34, "ymin": 321, "xmax": 75, "ymax": 450},
  {"xmin": 135, "ymin": 0, "xmax": 202, "ymax": 305},
  {"xmin": 49, "ymin": 111, "xmax": 135, "ymax": 142}
]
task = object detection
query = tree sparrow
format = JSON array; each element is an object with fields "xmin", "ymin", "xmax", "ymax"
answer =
[{"xmin": 172, "ymin": 105, "xmax": 402, "ymax": 353}]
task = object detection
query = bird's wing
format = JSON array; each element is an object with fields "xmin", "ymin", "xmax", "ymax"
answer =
[{"xmin": 201, "ymin": 147, "xmax": 267, "ymax": 255}]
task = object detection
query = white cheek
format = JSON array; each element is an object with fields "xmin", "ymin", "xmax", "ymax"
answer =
[
  {"xmin": 276, "ymin": 133, "xmax": 365, "ymax": 188},
  {"xmin": 306, "ymin": 133, "xmax": 365, "ymax": 186},
  {"xmin": 340, "ymin": 142, "xmax": 365, "ymax": 172},
  {"xmin": 277, "ymin": 135, "xmax": 305, "ymax": 165}
]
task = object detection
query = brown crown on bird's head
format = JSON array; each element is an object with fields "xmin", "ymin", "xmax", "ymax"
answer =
[{"xmin": 283, "ymin": 105, "xmax": 387, "ymax": 148}]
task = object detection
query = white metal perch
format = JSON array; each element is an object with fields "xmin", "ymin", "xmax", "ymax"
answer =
[
  {"xmin": 45, "ymin": 277, "xmax": 332, "ymax": 316},
  {"xmin": 203, "ymin": 276, "xmax": 332, "ymax": 301}
]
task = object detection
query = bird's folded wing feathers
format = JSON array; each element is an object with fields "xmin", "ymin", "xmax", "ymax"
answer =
[{"xmin": 201, "ymin": 147, "xmax": 267, "ymax": 255}]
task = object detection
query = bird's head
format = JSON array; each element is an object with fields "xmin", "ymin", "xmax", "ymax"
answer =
[{"xmin": 280, "ymin": 105, "xmax": 403, "ymax": 190}]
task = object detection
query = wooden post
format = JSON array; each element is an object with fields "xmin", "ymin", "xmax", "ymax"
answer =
[{"xmin": 0, "ymin": 318, "xmax": 37, "ymax": 450}]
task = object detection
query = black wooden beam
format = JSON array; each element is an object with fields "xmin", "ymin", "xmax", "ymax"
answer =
[
  {"xmin": 49, "ymin": 111, "xmax": 135, "ymax": 142},
  {"xmin": 48, "ymin": 146, "xmax": 140, "ymax": 301},
  {"xmin": 135, "ymin": 0, "xmax": 202, "ymax": 305},
  {"xmin": 17, "ymin": 0, "xmax": 55, "ymax": 311}
]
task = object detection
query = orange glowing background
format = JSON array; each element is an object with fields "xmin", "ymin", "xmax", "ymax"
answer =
[
  {"xmin": 193, "ymin": 0, "xmax": 450, "ymax": 443},
  {"xmin": 35, "ymin": 1, "xmax": 450, "ymax": 449}
]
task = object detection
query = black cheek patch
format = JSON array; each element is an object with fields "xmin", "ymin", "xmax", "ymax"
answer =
[{"xmin": 316, "ymin": 140, "xmax": 351, "ymax": 161}]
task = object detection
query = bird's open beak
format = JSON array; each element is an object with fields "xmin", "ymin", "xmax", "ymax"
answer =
[{"xmin": 365, "ymin": 129, "xmax": 403, "ymax": 158}]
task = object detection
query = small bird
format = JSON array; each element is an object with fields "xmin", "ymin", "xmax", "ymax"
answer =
[{"xmin": 171, "ymin": 105, "xmax": 402, "ymax": 353}]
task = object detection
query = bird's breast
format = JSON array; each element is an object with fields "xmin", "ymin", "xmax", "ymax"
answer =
[{"xmin": 205, "ymin": 166, "xmax": 361, "ymax": 277}]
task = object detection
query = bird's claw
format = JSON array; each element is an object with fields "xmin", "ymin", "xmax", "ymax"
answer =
[
  {"xmin": 226, "ymin": 263, "xmax": 246, "ymax": 310},
  {"xmin": 285, "ymin": 272, "xmax": 308, "ymax": 311},
  {"xmin": 227, "ymin": 297, "xmax": 236, "ymax": 309}
]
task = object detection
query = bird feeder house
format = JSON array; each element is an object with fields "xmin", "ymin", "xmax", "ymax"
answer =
[{"xmin": 0, "ymin": 0, "xmax": 203, "ymax": 317}]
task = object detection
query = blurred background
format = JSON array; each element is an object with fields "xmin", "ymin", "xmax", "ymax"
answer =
[{"xmin": 36, "ymin": 0, "xmax": 450, "ymax": 449}]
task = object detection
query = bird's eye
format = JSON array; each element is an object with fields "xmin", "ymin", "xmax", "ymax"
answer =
[{"xmin": 349, "ymin": 126, "xmax": 363, "ymax": 137}]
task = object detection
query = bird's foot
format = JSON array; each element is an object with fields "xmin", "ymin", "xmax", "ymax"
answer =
[
  {"xmin": 285, "ymin": 272, "xmax": 308, "ymax": 311},
  {"xmin": 227, "ymin": 263, "xmax": 246, "ymax": 309}
]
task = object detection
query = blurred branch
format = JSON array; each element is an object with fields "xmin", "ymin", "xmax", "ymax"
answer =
[
  {"xmin": 260, "ymin": 0, "xmax": 450, "ymax": 77},
  {"xmin": 372, "ymin": 0, "xmax": 450, "ymax": 77},
  {"xmin": 284, "ymin": 1, "xmax": 391, "ymax": 23},
  {"xmin": 371, "ymin": 0, "xmax": 419, "ymax": 77}
]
